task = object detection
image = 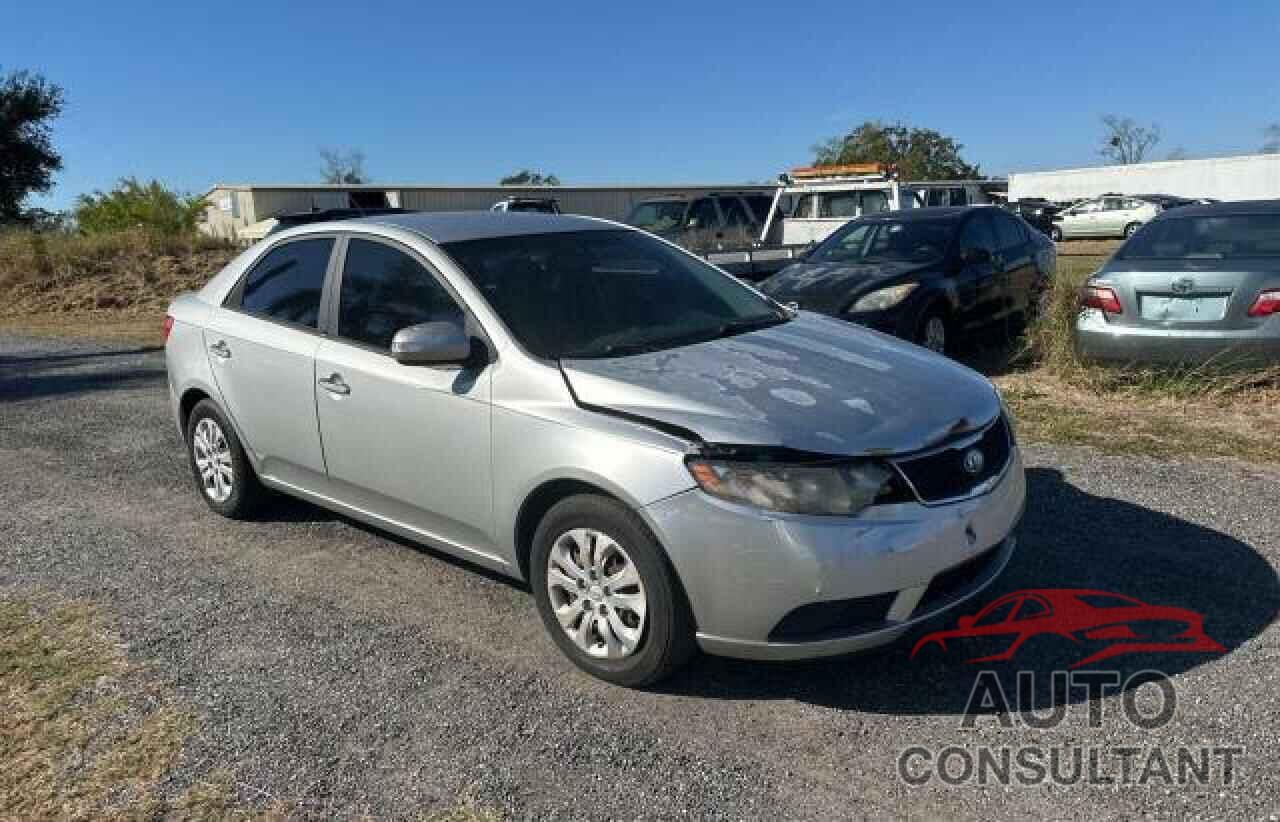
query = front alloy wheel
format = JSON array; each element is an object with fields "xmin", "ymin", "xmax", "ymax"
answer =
[{"xmin": 546, "ymin": 528, "xmax": 647, "ymax": 659}]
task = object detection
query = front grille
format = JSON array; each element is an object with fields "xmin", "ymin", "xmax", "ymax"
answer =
[
  {"xmin": 915, "ymin": 543, "xmax": 1004, "ymax": 612},
  {"xmin": 768, "ymin": 592, "xmax": 897, "ymax": 642},
  {"xmin": 892, "ymin": 415, "xmax": 1011, "ymax": 504}
]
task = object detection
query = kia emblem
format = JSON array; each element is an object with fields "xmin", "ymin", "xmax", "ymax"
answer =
[{"xmin": 962, "ymin": 448, "xmax": 985, "ymax": 475}]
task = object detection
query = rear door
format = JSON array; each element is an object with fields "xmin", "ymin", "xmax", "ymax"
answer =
[
  {"xmin": 313, "ymin": 235, "xmax": 496, "ymax": 559},
  {"xmin": 1063, "ymin": 200, "xmax": 1102, "ymax": 238},
  {"xmin": 953, "ymin": 212, "xmax": 1004, "ymax": 330},
  {"xmin": 205, "ymin": 236, "xmax": 337, "ymax": 489},
  {"xmin": 992, "ymin": 210, "xmax": 1036, "ymax": 319}
]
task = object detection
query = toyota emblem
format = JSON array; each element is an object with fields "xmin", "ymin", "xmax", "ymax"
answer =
[{"xmin": 962, "ymin": 448, "xmax": 985, "ymax": 475}]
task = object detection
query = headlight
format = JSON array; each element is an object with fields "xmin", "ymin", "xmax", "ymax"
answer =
[
  {"xmin": 685, "ymin": 457, "xmax": 899, "ymax": 516},
  {"xmin": 848, "ymin": 283, "xmax": 918, "ymax": 313}
]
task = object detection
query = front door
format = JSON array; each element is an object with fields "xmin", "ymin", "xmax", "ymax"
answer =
[
  {"xmin": 953, "ymin": 212, "xmax": 1004, "ymax": 330},
  {"xmin": 205, "ymin": 236, "xmax": 336, "ymax": 489},
  {"xmin": 314, "ymin": 235, "xmax": 496, "ymax": 560}
]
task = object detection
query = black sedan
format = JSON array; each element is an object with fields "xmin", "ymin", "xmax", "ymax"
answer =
[{"xmin": 758, "ymin": 207, "xmax": 1057, "ymax": 354}]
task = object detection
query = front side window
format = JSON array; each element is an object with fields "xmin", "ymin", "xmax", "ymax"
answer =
[
  {"xmin": 685, "ymin": 198, "xmax": 720, "ymax": 230},
  {"xmin": 1119, "ymin": 214, "xmax": 1280, "ymax": 259},
  {"xmin": 337, "ymin": 238, "xmax": 464, "ymax": 350},
  {"xmin": 441, "ymin": 229, "xmax": 783, "ymax": 360},
  {"xmin": 237, "ymin": 238, "xmax": 334, "ymax": 328}
]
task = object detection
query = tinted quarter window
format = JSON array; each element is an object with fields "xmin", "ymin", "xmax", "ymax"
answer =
[
  {"xmin": 337, "ymin": 238, "xmax": 463, "ymax": 350},
  {"xmin": 238, "ymin": 238, "xmax": 334, "ymax": 328}
]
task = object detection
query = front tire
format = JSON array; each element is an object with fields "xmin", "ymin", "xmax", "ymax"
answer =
[
  {"xmin": 185, "ymin": 399, "xmax": 266, "ymax": 519},
  {"xmin": 916, "ymin": 310, "xmax": 949, "ymax": 355},
  {"xmin": 531, "ymin": 495, "xmax": 695, "ymax": 687}
]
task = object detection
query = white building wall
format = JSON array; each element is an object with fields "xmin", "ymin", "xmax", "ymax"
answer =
[{"xmin": 1008, "ymin": 153, "xmax": 1280, "ymax": 202}]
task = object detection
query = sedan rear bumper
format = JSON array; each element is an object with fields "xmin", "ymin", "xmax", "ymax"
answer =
[{"xmin": 1075, "ymin": 310, "xmax": 1280, "ymax": 365}]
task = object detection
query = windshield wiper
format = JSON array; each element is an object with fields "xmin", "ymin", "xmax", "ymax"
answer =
[{"xmin": 711, "ymin": 313, "xmax": 789, "ymax": 340}]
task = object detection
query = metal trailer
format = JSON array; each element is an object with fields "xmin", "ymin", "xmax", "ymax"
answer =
[{"xmin": 1008, "ymin": 153, "xmax": 1280, "ymax": 203}]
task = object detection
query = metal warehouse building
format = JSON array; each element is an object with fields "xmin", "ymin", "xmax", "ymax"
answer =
[
  {"xmin": 200, "ymin": 182, "xmax": 774, "ymax": 241},
  {"xmin": 1008, "ymin": 152, "xmax": 1280, "ymax": 203}
]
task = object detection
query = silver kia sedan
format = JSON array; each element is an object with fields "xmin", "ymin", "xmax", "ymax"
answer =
[
  {"xmin": 1075, "ymin": 201, "xmax": 1280, "ymax": 365},
  {"xmin": 165, "ymin": 212, "xmax": 1025, "ymax": 686}
]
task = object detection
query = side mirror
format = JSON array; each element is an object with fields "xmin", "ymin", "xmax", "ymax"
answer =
[
  {"xmin": 957, "ymin": 615, "xmax": 976, "ymax": 629},
  {"xmin": 960, "ymin": 247, "xmax": 992, "ymax": 265},
  {"xmin": 391, "ymin": 320, "xmax": 472, "ymax": 365}
]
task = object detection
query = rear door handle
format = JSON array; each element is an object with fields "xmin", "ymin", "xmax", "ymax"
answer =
[
  {"xmin": 317, "ymin": 373, "xmax": 350, "ymax": 395},
  {"xmin": 208, "ymin": 340, "xmax": 231, "ymax": 359}
]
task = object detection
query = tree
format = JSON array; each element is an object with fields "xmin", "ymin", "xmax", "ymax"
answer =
[
  {"xmin": 810, "ymin": 121, "xmax": 982, "ymax": 180},
  {"xmin": 0, "ymin": 69, "xmax": 65, "ymax": 223},
  {"xmin": 320, "ymin": 148, "xmax": 367, "ymax": 184},
  {"xmin": 1263, "ymin": 124, "xmax": 1280, "ymax": 154},
  {"xmin": 1098, "ymin": 115, "xmax": 1160, "ymax": 165},
  {"xmin": 74, "ymin": 178, "xmax": 205, "ymax": 235},
  {"xmin": 500, "ymin": 169, "xmax": 561, "ymax": 186}
]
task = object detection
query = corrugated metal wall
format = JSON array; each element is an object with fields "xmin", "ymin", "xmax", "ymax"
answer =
[
  {"xmin": 199, "ymin": 184, "xmax": 775, "ymax": 238},
  {"xmin": 1009, "ymin": 154, "xmax": 1280, "ymax": 202}
]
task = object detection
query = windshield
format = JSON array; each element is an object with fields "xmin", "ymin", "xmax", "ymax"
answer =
[
  {"xmin": 626, "ymin": 201, "xmax": 687, "ymax": 233},
  {"xmin": 442, "ymin": 230, "xmax": 786, "ymax": 359},
  {"xmin": 1119, "ymin": 214, "xmax": 1280, "ymax": 259},
  {"xmin": 808, "ymin": 218, "xmax": 954, "ymax": 265}
]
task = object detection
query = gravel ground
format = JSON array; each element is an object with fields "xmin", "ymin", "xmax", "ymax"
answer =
[{"xmin": 1, "ymin": 333, "xmax": 1277, "ymax": 820}]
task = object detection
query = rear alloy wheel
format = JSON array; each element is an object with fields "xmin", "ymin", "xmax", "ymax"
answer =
[
  {"xmin": 185, "ymin": 399, "xmax": 266, "ymax": 519},
  {"xmin": 917, "ymin": 312, "xmax": 949, "ymax": 355},
  {"xmin": 531, "ymin": 495, "xmax": 695, "ymax": 686}
]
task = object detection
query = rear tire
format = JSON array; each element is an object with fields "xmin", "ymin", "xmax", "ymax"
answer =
[
  {"xmin": 531, "ymin": 494, "xmax": 696, "ymax": 687},
  {"xmin": 1124, "ymin": 222, "xmax": 1141, "ymax": 239},
  {"xmin": 185, "ymin": 399, "xmax": 266, "ymax": 519}
]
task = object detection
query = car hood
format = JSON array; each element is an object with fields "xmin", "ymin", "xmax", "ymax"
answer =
[
  {"xmin": 560, "ymin": 313, "xmax": 999, "ymax": 456},
  {"xmin": 759, "ymin": 260, "xmax": 934, "ymax": 300}
]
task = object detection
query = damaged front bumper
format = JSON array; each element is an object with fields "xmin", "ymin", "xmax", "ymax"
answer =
[{"xmin": 641, "ymin": 446, "xmax": 1025, "ymax": 661}]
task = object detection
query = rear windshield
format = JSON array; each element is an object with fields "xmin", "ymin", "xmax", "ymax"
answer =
[
  {"xmin": 1120, "ymin": 214, "xmax": 1280, "ymax": 259},
  {"xmin": 442, "ymin": 230, "xmax": 783, "ymax": 359}
]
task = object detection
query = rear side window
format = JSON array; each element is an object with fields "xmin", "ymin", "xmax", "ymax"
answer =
[
  {"xmin": 237, "ymin": 238, "xmax": 334, "ymax": 328},
  {"xmin": 993, "ymin": 213, "xmax": 1026, "ymax": 249},
  {"xmin": 337, "ymin": 239, "xmax": 464, "ymax": 350},
  {"xmin": 958, "ymin": 213, "xmax": 997, "ymax": 253}
]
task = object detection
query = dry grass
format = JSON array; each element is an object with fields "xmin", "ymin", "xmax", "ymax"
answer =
[
  {"xmin": 0, "ymin": 598, "xmax": 224, "ymax": 819},
  {"xmin": 0, "ymin": 597, "xmax": 499, "ymax": 821},
  {"xmin": 0, "ymin": 229, "xmax": 237, "ymax": 320}
]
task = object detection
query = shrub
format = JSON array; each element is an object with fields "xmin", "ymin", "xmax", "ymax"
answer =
[{"xmin": 73, "ymin": 178, "xmax": 205, "ymax": 236}]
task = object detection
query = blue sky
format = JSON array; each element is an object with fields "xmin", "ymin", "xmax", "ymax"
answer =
[{"xmin": 5, "ymin": 0, "xmax": 1277, "ymax": 209}]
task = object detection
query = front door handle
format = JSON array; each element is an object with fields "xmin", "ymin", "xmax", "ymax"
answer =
[
  {"xmin": 208, "ymin": 340, "xmax": 231, "ymax": 359},
  {"xmin": 317, "ymin": 373, "xmax": 350, "ymax": 396}
]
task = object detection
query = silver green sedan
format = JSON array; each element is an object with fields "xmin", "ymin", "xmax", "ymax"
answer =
[
  {"xmin": 165, "ymin": 212, "xmax": 1024, "ymax": 686},
  {"xmin": 1075, "ymin": 200, "xmax": 1280, "ymax": 365}
]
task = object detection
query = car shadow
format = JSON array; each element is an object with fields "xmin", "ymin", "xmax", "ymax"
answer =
[
  {"xmin": 657, "ymin": 466, "xmax": 1279, "ymax": 714},
  {"xmin": 0, "ymin": 346, "xmax": 166, "ymax": 402}
]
